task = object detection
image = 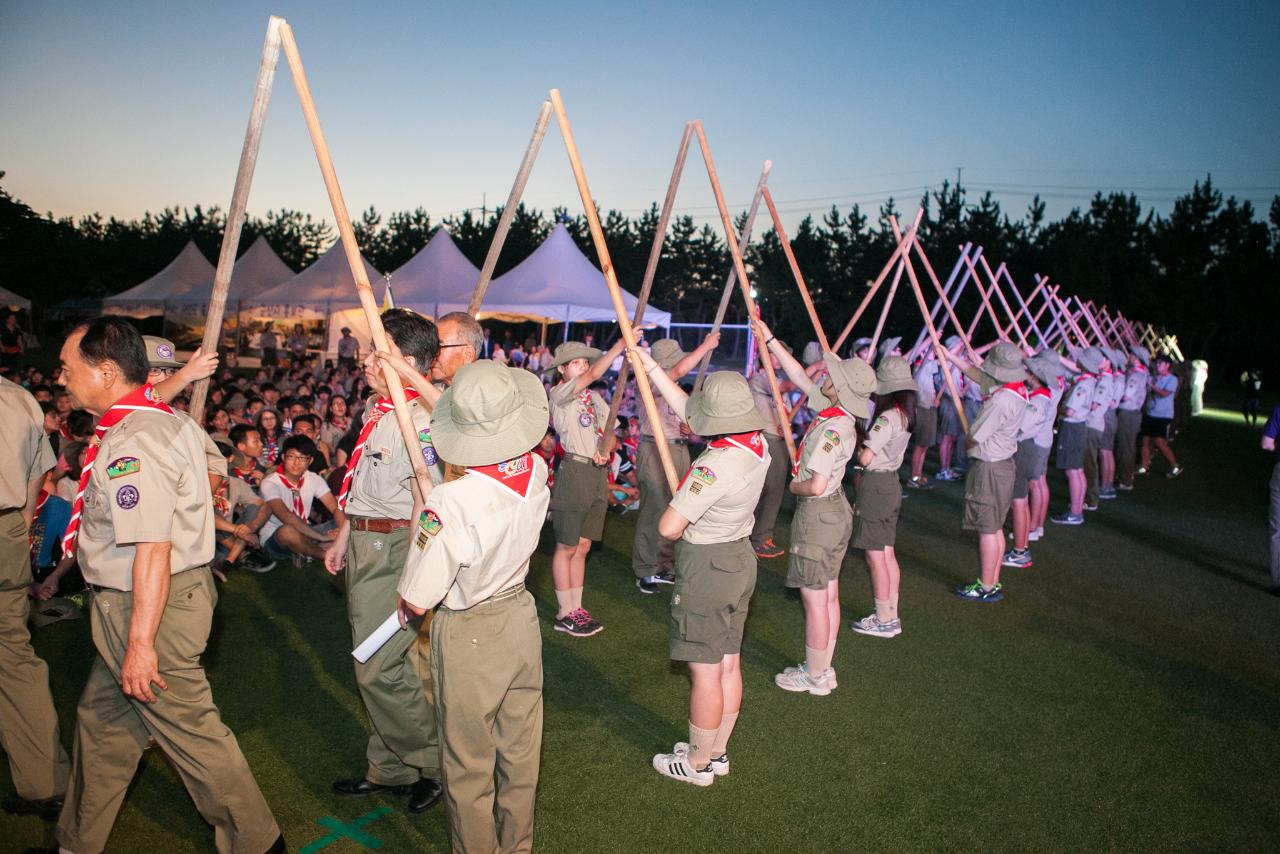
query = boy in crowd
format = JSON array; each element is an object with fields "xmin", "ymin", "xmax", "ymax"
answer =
[
  {"xmin": 229, "ymin": 424, "xmax": 265, "ymax": 487},
  {"xmin": 259, "ymin": 435, "xmax": 345, "ymax": 561}
]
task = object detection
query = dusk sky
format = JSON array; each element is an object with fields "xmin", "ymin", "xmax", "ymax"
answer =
[{"xmin": 3, "ymin": 1, "xmax": 1278, "ymax": 236}]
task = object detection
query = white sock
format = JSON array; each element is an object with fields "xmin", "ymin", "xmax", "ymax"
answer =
[
  {"xmin": 875, "ymin": 598, "xmax": 893, "ymax": 622},
  {"xmin": 805, "ymin": 644, "xmax": 830, "ymax": 677},
  {"xmin": 711, "ymin": 711, "xmax": 739, "ymax": 757},
  {"xmin": 688, "ymin": 722, "xmax": 719, "ymax": 769},
  {"xmin": 554, "ymin": 589, "xmax": 573, "ymax": 618}
]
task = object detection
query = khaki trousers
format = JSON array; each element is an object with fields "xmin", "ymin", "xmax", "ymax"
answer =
[
  {"xmin": 0, "ymin": 510, "xmax": 69, "ymax": 801},
  {"xmin": 633, "ymin": 440, "xmax": 690, "ymax": 579},
  {"xmin": 346, "ymin": 527, "xmax": 440, "ymax": 784},
  {"xmin": 1115, "ymin": 409, "xmax": 1142, "ymax": 486},
  {"xmin": 750, "ymin": 435, "xmax": 789, "ymax": 546},
  {"xmin": 57, "ymin": 568, "xmax": 278, "ymax": 854},
  {"xmin": 432, "ymin": 589, "xmax": 542, "ymax": 854}
]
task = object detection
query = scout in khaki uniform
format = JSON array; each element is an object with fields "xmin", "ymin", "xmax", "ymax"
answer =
[
  {"xmin": 1051, "ymin": 348, "xmax": 1101, "ymax": 526},
  {"xmin": 756, "ymin": 321, "xmax": 874, "ymax": 692},
  {"xmin": 1115, "ymin": 345, "xmax": 1150, "ymax": 490},
  {"xmin": 547, "ymin": 338, "xmax": 626, "ymax": 636},
  {"xmin": 850, "ymin": 357, "xmax": 918, "ymax": 638},
  {"xmin": 748, "ymin": 342, "xmax": 796, "ymax": 559},
  {"xmin": 53, "ymin": 318, "xmax": 281, "ymax": 853},
  {"xmin": 633, "ymin": 335, "xmax": 719, "ymax": 592},
  {"xmin": 396, "ymin": 360, "xmax": 551, "ymax": 853},
  {"xmin": 323, "ymin": 309, "xmax": 443, "ymax": 814},
  {"xmin": 635, "ymin": 352, "xmax": 770, "ymax": 787},
  {"xmin": 1027, "ymin": 349, "xmax": 1067, "ymax": 541},
  {"xmin": 935, "ymin": 335, "xmax": 968, "ymax": 480},
  {"xmin": 908, "ymin": 348, "xmax": 942, "ymax": 489},
  {"xmin": 1098, "ymin": 347, "xmax": 1126, "ymax": 500},
  {"xmin": 1082, "ymin": 347, "xmax": 1114, "ymax": 510},
  {"xmin": 945, "ymin": 341, "xmax": 1030, "ymax": 604},
  {"xmin": 1000, "ymin": 357, "xmax": 1055, "ymax": 569},
  {"xmin": 0, "ymin": 376, "xmax": 70, "ymax": 821}
]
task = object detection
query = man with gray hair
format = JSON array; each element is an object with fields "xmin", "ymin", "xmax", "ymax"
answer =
[{"xmin": 432, "ymin": 312, "xmax": 484, "ymax": 387}]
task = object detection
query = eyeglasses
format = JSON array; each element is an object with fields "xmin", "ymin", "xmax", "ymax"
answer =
[
  {"xmin": 438, "ymin": 342, "xmax": 470, "ymax": 349},
  {"xmin": 283, "ymin": 452, "xmax": 313, "ymax": 462}
]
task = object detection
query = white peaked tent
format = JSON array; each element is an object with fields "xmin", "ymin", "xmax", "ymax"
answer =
[
  {"xmin": 103, "ymin": 241, "xmax": 215, "ymax": 317},
  {"xmin": 168, "ymin": 236, "xmax": 294, "ymax": 311},
  {"xmin": 387, "ymin": 228, "xmax": 480, "ymax": 316},
  {"xmin": 483, "ymin": 223, "xmax": 671, "ymax": 329},
  {"xmin": 0, "ymin": 285, "xmax": 32, "ymax": 310}
]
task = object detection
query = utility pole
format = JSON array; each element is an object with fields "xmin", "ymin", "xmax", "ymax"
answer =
[{"xmin": 956, "ymin": 166, "xmax": 962, "ymax": 189}]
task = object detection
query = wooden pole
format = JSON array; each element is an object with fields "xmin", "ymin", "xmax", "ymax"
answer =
[
  {"xmin": 761, "ymin": 187, "xmax": 830, "ymax": 352},
  {"xmin": 467, "ymin": 101, "xmax": 553, "ymax": 316},
  {"xmin": 977, "ymin": 257, "xmax": 1029, "ymax": 349},
  {"xmin": 595, "ymin": 122, "xmax": 694, "ymax": 458},
  {"xmin": 830, "ymin": 209, "xmax": 924, "ymax": 354},
  {"xmin": 692, "ymin": 122, "xmax": 797, "ymax": 462},
  {"xmin": 1002, "ymin": 273, "xmax": 1047, "ymax": 348},
  {"xmin": 691, "ymin": 160, "xmax": 772, "ymax": 393},
  {"xmin": 906, "ymin": 232, "xmax": 981, "ymax": 363},
  {"xmin": 548, "ymin": 89, "xmax": 679, "ymax": 490},
  {"xmin": 191, "ymin": 17, "xmax": 283, "ymax": 426},
  {"xmin": 908, "ymin": 243, "xmax": 972, "ymax": 360},
  {"xmin": 867, "ymin": 254, "xmax": 906, "ymax": 359},
  {"xmin": 278, "ymin": 21, "xmax": 433, "ymax": 498},
  {"xmin": 1075, "ymin": 297, "xmax": 1110, "ymax": 345},
  {"xmin": 960, "ymin": 250, "xmax": 1009, "ymax": 344}
]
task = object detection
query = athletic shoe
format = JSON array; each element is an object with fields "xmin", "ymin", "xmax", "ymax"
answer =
[
  {"xmin": 953, "ymin": 580, "xmax": 1004, "ymax": 602},
  {"xmin": 1167, "ymin": 466, "xmax": 1183, "ymax": 479},
  {"xmin": 1084, "ymin": 502, "xmax": 1099, "ymax": 511},
  {"xmin": 850, "ymin": 613, "xmax": 902, "ymax": 638},
  {"xmin": 753, "ymin": 538, "xmax": 785, "ymax": 559},
  {"xmin": 1028, "ymin": 527, "xmax": 1044, "ymax": 542},
  {"xmin": 952, "ymin": 466, "xmax": 968, "ymax": 477},
  {"xmin": 780, "ymin": 661, "xmax": 838, "ymax": 689},
  {"xmin": 673, "ymin": 743, "xmax": 729, "ymax": 776},
  {"xmin": 238, "ymin": 550, "xmax": 277, "ymax": 574},
  {"xmin": 573, "ymin": 608, "xmax": 603, "ymax": 635},
  {"xmin": 934, "ymin": 469, "xmax": 958, "ymax": 482},
  {"xmin": 553, "ymin": 610, "xmax": 602, "ymax": 637},
  {"xmin": 908, "ymin": 476, "xmax": 933, "ymax": 490},
  {"xmin": 653, "ymin": 571, "xmax": 676, "ymax": 585},
  {"xmin": 774, "ymin": 664, "xmax": 833, "ymax": 695},
  {"xmin": 636, "ymin": 577, "xmax": 658, "ymax": 594},
  {"xmin": 1117, "ymin": 483, "xmax": 1134, "ymax": 492},
  {"xmin": 1099, "ymin": 487, "xmax": 1117, "ymax": 500},
  {"xmin": 652, "ymin": 747, "xmax": 714, "ymax": 787},
  {"xmin": 1001, "ymin": 548, "xmax": 1033, "ymax": 569},
  {"xmin": 1050, "ymin": 512, "xmax": 1084, "ymax": 525},
  {"xmin": 1136, "ymin": 466, "xmax": 1149, "ymax": 475}
]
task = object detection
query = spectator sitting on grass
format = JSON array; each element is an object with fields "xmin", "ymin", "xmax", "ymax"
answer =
[
  {"xmin": 229, "ymin": 423, "xmax": 265, "ymax": 488},
  {"xmin": 258, "ymin": 434, "xmax": 345, "ymax": 562},
  {"xmin": 210, "ymin": 440, "xmax": 275, "ymax": 580},
  {"xmin": 289, "ymin": 413, "xmax": 331, "ymax": 474},
  {"xmin": 256, "ymin": 407, "xmax": 286, "ymax": 468}
]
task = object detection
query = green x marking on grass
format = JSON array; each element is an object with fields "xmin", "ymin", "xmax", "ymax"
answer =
[{"xmin": 299, "ymin": 806, "xmax": 393, "ymax": 853}]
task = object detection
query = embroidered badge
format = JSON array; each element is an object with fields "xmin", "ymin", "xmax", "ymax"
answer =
[
  {"xmin": 420, "ymin": 509, "xmax": 443, "ymax": 536},
  {"xmin": 872, "ymin": 417, "xmax": 886, "ymax": 433},
  {"xmin": 106, "ymin": 456, "xmax": 141, "ymax": 479},
  {"xmin": 822, "ymin": 428, "xmax": 841, "ymax": 445},
  {"xmin": 115, "ymin": 485, "xmax": 140, "ymax": 509},
  {"xmin": 155, "ymin": 343, "xmax": 174, "ymax": 360},
  {"xmin": 691, "ymin": 466, "xmax": 716, "ymax": 485},
  {"xmin": 420, "ymin": 430, "xmax": 438, "ymax": 467},
  {"xmin": 822, "ymin": 442, "xmax": 833, "ymax": 452},
  {"xmin": 579, "ymin": 411, "xmax": 593, "ymax": 428},
  {"xmin": 690, "ymin": 482, "xmax": 704, "ymax": 495},
  {"xmin": 498, "ymin": 456, "xmax": 530, "ymax": 475},
  {"xmin": 418, "ymin": 428, "xmax": 431, "ymax": 443}
]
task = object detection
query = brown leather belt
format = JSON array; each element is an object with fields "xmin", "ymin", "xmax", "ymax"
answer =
[{"xmin": 350, "ymin": 517, "xmax": 411, "ymax": 533}]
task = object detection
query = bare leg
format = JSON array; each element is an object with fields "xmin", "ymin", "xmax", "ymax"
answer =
[
  {"xmin": 688, "ymin": 660, "xmax": 725, "ymax": 729},
  {"xmin": 1101, "ymin": 449, "xmax": 1116, "ymax": 488},
  {"xmin": 799, "ymin": 587, "xmax": 829, "ymax": 652},
  {"xmin": 939, "ymin": 436, "xmax": 954, "ymax": 472},
  {"xmin": 1154, "ymin": 437, "xmax": 1179, "ymax": 468},
  {"xmin": 1011, "ymin": 497, "xmax": 1030, "ymax": 549},
  {"xmin": 552, "ymin": 543, "xmax": 579, "ymax": 618},
  {"xmin": 824, "ymin": 579, "xmax": 840, "ymax": 649},
  {"xmin": 274, "ymin": 526, "xmax": 327, "ymax": 559},
  {"xmin": 911, "ymin": 445, "xmax": 927, "ymax": 480},
  {"xmin": 979, "ymin": 532, "xmax": 1003, "ymax": 588},
  {"xmin": 1068, "ymin": 469, "xmax": 1085, "ymax": 515},
  {"xmin": 1140, "ymin": 436, "xmax": 1153, "ymax": 469}
]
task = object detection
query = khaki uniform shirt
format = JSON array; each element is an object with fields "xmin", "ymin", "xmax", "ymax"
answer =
[
  {"xmin": 670, "ymin": 433, "xmax": 771, "ymax": 544},
  {"xmin": 345, "ymin": 397, "xmax": 435, "ymax": 519},
  {"xmin": 549, "ymin": 381, "xmax": 607, "ymax": 457},
  {"xmin": 1062, "ymin": 374, "xmax": 1095, "ymax": 424},
  {"xmin": 1107, "ymin": 372, "xmax": 1123, "ymax": 412},
  {"xmin": 967, "ymin": 385, "xmax": 1028, "ymax": 463},
  {"xmin": 399, "ymin": 454, "xmax": 551, "ymax": 611},
  {"xmin": 79, "ymin": 409, "xmax": 215, "ymax": 590},
  {"xmin": 1119, "ymin": 367, "xmax": 1148, "ymax": 411},
  {"xmin": 1087, "ymin": 372, "xmax": 1113, "ymax": 431},
  {"xmin": 749, "ymin": 371, "xmax": 784, "ymax": 437},
  {"xmin": 1035, "ymin": 378, "xmax": 1066, "ymax": 449},
  {"xmin": 862, "ymin": 407, "xmax": 911, "ymax": 473},
  {"xmin": 1018, "ymin": 390, "xmax": 1054, "ymax": 442},
  {"xmin": 913, "ymin": 360, "xmax": 941, "ymax": 409},
  {"xmin": 637, "ymin": 385, "xmax": 685, "ymax": 441},
  {"xmin": 0, "ymin": 378, "xmax": 55, "ymax": 511},
  {"xmin": 794, "ymin": 408, "xmax": 858, "ymax": 492}
]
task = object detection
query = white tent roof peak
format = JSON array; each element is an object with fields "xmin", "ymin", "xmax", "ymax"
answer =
[
  {"xmin": 170, "ymin": 236, "xmax": 294, "ymax": 307},
  {"xmin": 246, "ymin": 240, "xmax": 383, "ymax": 314},
  {"xmin": 0, "ymin": 285, "xmax": 32, "ymax": 310},
  {"xmin": 387, "ymin": 227, "xmax": 481, "ymax": 313},
  {"xmin": 103, "ymin": 241, "xmax": 215, "ymax": 313}
]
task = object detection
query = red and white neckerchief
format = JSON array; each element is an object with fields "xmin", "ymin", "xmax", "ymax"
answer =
[
  {"xmin": 336, "ymin": 389, "xmax": 420, "ymax": 510},
  {"xmin": 708, "ymin": 431, "xmax": 767, "ymax": 460},
  {"xmin": 792, "ymin": 406, "xmax": 851, "ymax": 476},
  {"xmin": 212, "ymin": 478, "xmax": 231, "ymax": 518},
  {"xmin": 274, "ymin": 466, "xmax": 307, "ymax": 517},
  {"xmin": 997, "ymin": 381, "xmax": 1029, "ymax": 402},
  {"xmin": 579, "ymin": 390, "xmax": 603, "ymax": 439},
  {"xmin": 63, "ymin": 384, "xmax": 173, "ymax": 555},
  {"xmin": 1030, "ymin": 387, "xmax": 1052, "ymax": 400},
  {"xmin": 233, "ymin": 463, "xmax": 258, "ymax": 481},
  {"xmin": 467, "ymin": 452, "xmax": 537, "ymax": 502},
  {"xmin": 1130, "ymin": 363, "xmax": 1148, "ymax": 374}
]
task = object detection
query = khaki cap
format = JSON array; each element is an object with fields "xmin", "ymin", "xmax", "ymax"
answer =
[
  {"xmin": 430, "ymin": 360, "xmax": 550, "ymax": 466},
  {"xmin": 651, "ymin": 339, "xmax": 687, "ymax": 371},
  {"xmin": 143, "ymin": 335, "xmax": 184, "ymax": 370},
  {"xmin": 685, "ymin": 371, "xmax": 764, "ymax": 436},
  {"xmin": 1076, "ymin": 346, "xmax": 1106, "ymax": 375},
  {"xmin": 875, "ymin": 356, "xmax": 919, "ymax": 395},
  {"xmin": 1024, "ymin": 355, "xmax": 1058, "ymax": 387},
  {"xmin": 1130, "ymin": 345, "xmax": 1150, "ymax": 366},
  {"xmin": 822, "ymin": 353, "xmax": 876, "ymax": 418},
  {"xmin": 982, "ymin": 341, "xmax": 1030, "ymax": 384},
  {"xmin": 551, "ymin": 340, "xmax": 602, "ymax": 367},
  {"xmin": 877, "ymin": 336, "xmax": 902, "ymax": 363}
]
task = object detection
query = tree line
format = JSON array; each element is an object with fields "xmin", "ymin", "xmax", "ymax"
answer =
[{"xmin": 2, "ymin": 170, "xmax": 1277, "ymax": 378}]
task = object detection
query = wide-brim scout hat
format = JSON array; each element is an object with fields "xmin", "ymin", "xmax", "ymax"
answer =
[
  {"xmin": 822, "ymin": 353, "xmax": 877, "ymax": 418},
  {"xmin": 802, "ymin": 341, "xmax": 823, "ymax": 366},
  {"xmin": 851, "ymin": 337, "xmax": 873, "ymax": 354},
  {"xmin": 877, "ymin": 336, "xmax": 903, "ymax": 363},
  {"xmin": 685, "ymin": 371, "xmax": 764, "ymax": 436},
  {"xmin": 1103, "ymin": 347, "xmax": 1124, "ymax": 370},
  {"xmin": 1024, "ymin": 355, "xmax": 1057, "ymax": 387},
  {"xmin": 1130, "ymin": 345, "xmax": 1150, "ymax": 366},
  {"xmin": 551, "ymin": 340, "xmax": 601, "ymax": 367},
  {"xmin": 431, "ymin": 360, "xmax": 549, "ymax": 466},
  {"xmin": 945, "ymin": 334, "xmax": 964, "ymax": 352},
  {"xmin": 651, "ymin": 339, "xmax": 687, "ymax": 371},
  {"xmin": 1076, "ymin": 346, "xmax": 1106, "ymax": 375},
  {"xmin": 981, "ymin": 341, "xmax": 1030, "ymax": 385},
  {"xmin": 143, "ymin": 335, "xmax": 184, "ymax": 370},
  {"xmin": 875, "ymin": 355, "xmax": 919, "ymax": 395}
]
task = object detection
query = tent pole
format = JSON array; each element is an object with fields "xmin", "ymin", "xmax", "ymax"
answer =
[
  {"xmin": 829, "ymin": 209, "xmax": 924, "ymax": 354},
  {"xmin": 191, "ymin": 16, "xmax": 282, "ymax": 426}
]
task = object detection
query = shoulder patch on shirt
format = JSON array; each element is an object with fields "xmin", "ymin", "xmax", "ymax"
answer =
[
  {"xmin": 871, "ymin": 417, "xmax": 887, "ymax": 433},
  {"xmin": 420, "ymin": 509, "xmax": 443, "ymax": 536},
  {"xmin": 822, "ymin": 428, "xmax": 841, "ymax": 444},
  {"xmin": 106, "ymin": 456, "xmax": 141, "ymax": 479},
  {"xmin": 691, "ymin": 465, "xmax": 716, "ymax": 485},
  {"xmin": 115, "ymin": 485, "xmax": 140, "ymax": 509},
  {"xmin": 419, "ymin": 428, "xmax": 437, "ymax": 466}
]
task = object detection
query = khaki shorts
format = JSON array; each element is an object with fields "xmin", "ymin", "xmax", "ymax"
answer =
[
  {"xmin": 550, "ymin": 457, "xmax": 607, "ymax": 546},
  {"xmin": 913, "ymin": 406, "xmax": 937, "ymax": 448},
  {"xmin": 1012, "ymin": 439, "xmax": 1046, "ymax": 500},
  {"xmin": 1056, "ymin": 421, "xmax": 1087, "ymax": 470},
  {"xmin": 669, "ymin": 539, "xmax": 757, "ymax": 663},
  {"xmin": 852, "ymin": 470, "xmax": 902, "ymax": 551},
  {"xmin": 961, "ymin": 458, "xmax": 1015, "ymax": 534},
  {"xmin": 939, "ymin": 398, "xmax": 965, "ymax": 437},
  {"xmin": 1102, "ymin": 409, "xmax": 1118, "ymax": 446},
  {"xmin": 786, "ymin": 492, "xmax": 853, "ymax": 588}
]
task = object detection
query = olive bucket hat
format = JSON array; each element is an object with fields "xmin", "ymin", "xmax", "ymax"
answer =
[
  {"xmin": 821, "ymin": 353, "xmax": 877, "ymax": 418},
  {"xmin": 981, "ymin": 341, "xmax": 1030, "ymax": 384},
  {"xmin": 685, "ymin": 371, "xmax": 764, "ymax": 436},
  {"xmin": 875, "ymin": 356, "xmax": 919, "ymax": 395},
  {"xmin": 430, "ymin": 360, "xmax": 550, "ymax": 466},
  {"xmin": 650, "ymin": 339, "xmax": 687, "ymax": 371},
  {"xmin": 551, "ymin": 340, "xmax": 602, "ymax": 367}
]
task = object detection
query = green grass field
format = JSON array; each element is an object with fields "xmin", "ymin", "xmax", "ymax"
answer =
[{"xmin": 6, "ymin": 405, "xmax": 1278, "ymax": 853}]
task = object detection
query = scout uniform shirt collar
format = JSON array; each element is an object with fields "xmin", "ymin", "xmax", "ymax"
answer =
[
  {"xmin": 466, "ymin": 452, "xmax": 538, "ymax": 502},
  {"xmin": 63, "ymin": 383, "xmax": 173, "ymax": 554},
  {"xmin": 336, "ymin": 387, "xmax": 421, "ymax": 510},
  {"xmin": 1029, "ymin": 387, "xmax": 1052, "ymax": 399},
  {"xmin": 707, "ymin": 431, "xmax": 767, "ymax": 461},
  {"xmin": 998, "ymin": 381, "xmax": 1029, "ymax": 401},
  {"xmin": 793, "ymin": 406, "xmax": 852, "ymax": 477}
]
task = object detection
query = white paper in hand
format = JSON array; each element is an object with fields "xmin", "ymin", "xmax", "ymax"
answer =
[{"xmin": 352, "ymin": 612, "xmax": 403, "ymax": 663}]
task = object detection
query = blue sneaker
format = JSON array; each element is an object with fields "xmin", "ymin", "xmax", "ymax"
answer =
[
  {"xmin": 1050, "ymin": 512, "xmax": 1084, "ymax": 526},
  {"xmin": 954, "ymin": 579, "xmax": 1004, "ymax": 602}
]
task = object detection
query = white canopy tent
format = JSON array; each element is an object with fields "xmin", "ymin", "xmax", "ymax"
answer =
[
  {"xmin": 384, "ymin": 227, "xmax": 479, "ymax": 317},
  {"xmin": 0, "ymin": 285, "xmax": 32, "ymax": 311},
  {"xmin": 483, "ymin": 223, "xmax": 671, "ymax": 335},
  {"xmin": 102, "ymin": 241, "xmax": 215, "ymax": 317},
  {"xmin": 168, "ymin": 236, "xmax": 294, "ymax": 311}
]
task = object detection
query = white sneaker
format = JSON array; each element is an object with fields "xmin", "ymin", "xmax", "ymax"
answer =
[
  {"xmin": 850, "ymin": 613, "xmax": 903, "ymax": 638},
  {"xmin": 774, "ymin": 664, "xmax": 832, "ymax": 696},
  {"xmin": 780, "ymin": 662, "xmax": 837, "ymax": 690},
  {"xmin": 673, "ymin": 742, "xmax": 729, "ymax": 776},
  {"xmin": 652, "ymin": 746, "xmax": 714, "ymax": 786},
  {"xmin": 1028, "ymin": 527, "xmax": 1044, "ymax": 542}
]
